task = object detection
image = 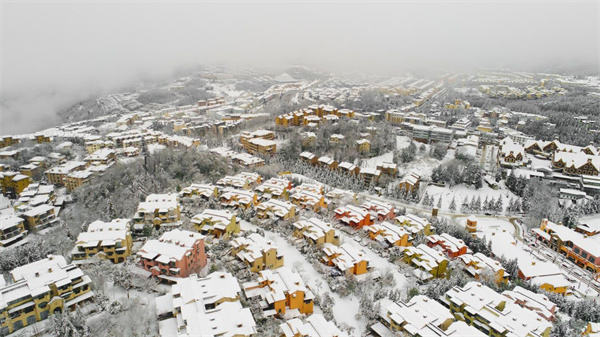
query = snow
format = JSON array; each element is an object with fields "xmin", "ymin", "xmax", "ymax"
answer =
[
  {"xmin": 360, "ymin": 152, "xmax": 393, "ymax": 169},
  {"xmin": 148, "ymin": 143, "xmax": 166, "ymax": 154},
  {"xmin": 423, "ymin": 183, "xmax": 520, "ymax": 213}
]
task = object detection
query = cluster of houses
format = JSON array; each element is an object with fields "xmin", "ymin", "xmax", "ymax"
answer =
[{"xmin": 275, "ymin": 105, "xmax": 358, "ymax": 128}]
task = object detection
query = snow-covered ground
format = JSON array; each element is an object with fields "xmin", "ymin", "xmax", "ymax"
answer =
[{"xmin": 422, "ymin": 182, "xmax": 520, "ymax": 213}]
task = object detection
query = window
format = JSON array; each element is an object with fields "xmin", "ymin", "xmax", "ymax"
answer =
[{"xmin": 39, "ymin": 302, "xmax": 48, "ymax": 308}]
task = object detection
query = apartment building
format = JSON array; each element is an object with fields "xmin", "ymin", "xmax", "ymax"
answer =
[
  {"xmin": 20, "ymin": 204, "xmax": 58, "ymax": 231},
  {"xmin": 457, "ymin": 253, "xmax": 509, "ymax": 284},
  {"xmin": 255, "ymin": 177, "xmax": 292, "ymax": 200},
  {"xmin": 191, "ymin": 209, "xmax": 239, "ymax": 239},
  {"xmin": 133, "ymin": 193, "xmax": 181, "ymax": 229},
  {"xmin": 65, "ymin": 170, "xmax": 94, "ymax": 192},
  {"xmin": 0, "ymin": 136, "xmax": 19, "ymax": 149},
  {"xmin": 441, "ymin": 282, "xmax": 552, "ymax": 337},
  {"xmin": 243, "ymin": 267, "xmax": 314, "ymax": 317},
  {"xmin": 0, "ymin": 255, "xmax": 94, "ymax": 335},
  {"xmin": 398, "ymin": 171, "xmax": 421, "ymax": 194},
  {"xmin": 532, "ymin": 218, "xmax": 599, "ymax": 275},
  {"xmin": 402, "ymin": 244, "xmax": 448, "ymax": 280},
  {"xmin": 44, "ymin": 161, "xmax": 87, "ymax": 186},
  {"xmin": 138, "ymin": 229, "xmax": 207, "ymax": 282},
  {"xmin": 71, "ymin": 219, "xmax": 133, "ymax": 263},
  {"xmin": 322, "ymin": 243, "xmax": 369, "ymax": 276},
  {"xmin": 217, "ymin": 172, "xmax": 262, "ymax": 190},
  {"xmin": 293, "ymin": 217, "xmax": 340, "ymax": 246},
  {"xmin": 0, "ymin": 216, "xmax": 27, "ymax": 247},
  {"xmin": 219, "ymin": 188, "xmax": 259, "ymax": 209},
  {"xmin": 240, "ymin": 130, "xmax": 277, "ymax": 156},
  {"xmin": 0, "ymin": 172, "xmax": 31, "ymax": 198},
  {"xmin": 84, "ymin": 148, "xmax": 116, "ymax": 166},
  {"xmin": 412, "ymin": 125, "xmax": 454, "ymax": 144},
  {"xmin": 156, "ymin": 272, "xmax": 256, "ymax": 337},
  {"xmin": 359, "ymin": 167, "xmax": 381, "ymax": 185},
  {"xmin": 178, "ymin": 183, "xmax": 218, "ymax": 199},
  {"xmin": 299, "ymin": 152, "xmax": 318, "ymax": 165},
  {"xmin": 356, "ymin": 139, "xmax": 371, "ymax": 153},
  {"xmin": 230, "ymin": 233, "xmax": 284, "ymax": 272}
]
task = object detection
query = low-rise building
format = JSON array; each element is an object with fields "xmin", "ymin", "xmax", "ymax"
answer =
[
  {"xmin": 191, "ymin": 209, "xmax": 239, "ymax": 239},
  {"xmin": 230, "ymin": 233, "xmax": 284, "ymax": 272},
  {"xmin": 138, "ymin": 229, "xmax": 207, "ymax": 282},
  {"xmin": 65, "ymin": 170, "xmax": 94, "ymax": 192},
  {"xmin": 0, "ymin": 255, "xmax": 94, "ymax": 335},
  {"xmin": 133, "ymin": 193, "xmax": 181, "ymax": 230},
  {"xmin": 426, "ymin": 233, "xmax": 468, "ymax": 259},
  {"xmin": 338, "ymin": 161, "xmax": 360, "ymax": 175},
  {"xmin": 442, "ymin": 282, "xmax": 552, "ymax": 337},
  {"xmin": 399, "ymin": 171, "xmax": 421, "ymax": 194},
  {"xmin": 256, "ymin": 199, "xmax": 296, "ymax": 220},
  {"xmin": 359, "ymin": 167, "xmax": 381, "ymax": 185},
  {"xmin": 71, "ymin": 219, "xmax": 133, "ymax": 263},
  {"xmin": 178, "ymin": 183, "xmax": 219, "ymax": 199},
  {"xmin": 396, "ymin": 213, "xmax": 435, "ymax": 236},
  {"xmin": 361, "ymin": 200, "xmax": 395, "ymax": 221},
  {"xmin": 44, "ymin": 161, "xmax": 87, "ymax": 186},
  {"xmin": 280, "ymin": 314, "xmax": 347, "ymax": 337},
  {"xmin": 516, "ymin": 258, "xmax": 572, "ymax": 295},
  {"xmin": 457, "ymin": 253, "xmax": 508, "ymax": 284},
  {"xmin": 322, "ymin": 243, "xmax": 369, "ymax": 275},
  {"xmin": 243, "ymin": 267, "xmax": 314, "ymax": 317},
  {"xmin": 356, "ymin": 139, "xmax": 371, "ymax": 153},
  {"xmin": 156, "ymin": 272, "xmax": 256, "ymax": 337},
  {"xmin": 219, "ymin": 188, "xmax": 259, "ymax": 209},
  {"xmin": 217, "ymin": 172, "xmax": 262, "ymax": 190},
  {"xmin": 255, "ymin": 177, "xmax": 292, "ymax": 200},
  {"xmin": 366, "ymin": 221, "xmax": 412, "ymax": 247},
  {"xmin": 0, "ymin": 215, "xmax": 27, "ymax": 247},
  {"xmin": 84, "ymin": 148, "xmax": 116, "ymax": 166},
  {"xmin": 334, "ymin": 205, "xmax": 373, "ymax": 228},
  {"xmin": 502, "ymin": 286, "xmax": 557, "ymax": 321},
  {"xmin": 290, "ymin": 190, "xmax": 326, "ymax": 213},
  {"xmin": 293, "ymin": 217, "xmax": 340, "ymax": 246},
  {"xmin": 402, "ymin": 244, "xmax": 448, "ymax": 280},
  {"xmin": 20, "ymin": 204, "xmax": 58, "ymax": 231},
  {"xmin": 0, "ymin": 172, "xmax": 31, "ymax": 198}
]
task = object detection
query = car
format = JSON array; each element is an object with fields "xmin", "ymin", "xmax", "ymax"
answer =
[{"xmin": 484, "ymin": 212, "xmax": 492, "ymax": 216}]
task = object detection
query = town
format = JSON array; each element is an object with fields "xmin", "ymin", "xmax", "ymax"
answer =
[{"xmin": 0, "ymin": 65, "xmax": 599, "ymax": 337}]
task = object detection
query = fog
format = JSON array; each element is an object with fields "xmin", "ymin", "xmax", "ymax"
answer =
[{"xmin": 1, "ymin": 1, "xmax": 598, "ymax": 135}]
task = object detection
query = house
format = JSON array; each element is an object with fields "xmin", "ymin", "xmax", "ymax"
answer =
[
  {"xmin": 402, "ymin": 244, "xmax": 448, "ymax": 280},
  {"xmin": 179, "ymin": 183, "xmax": 219, "ymax": 199},
  {"xmin": 291, "ymin": 183, "xmax": 323, "ymax": 195},
  {"xmin": 356, "ymin": 139, "xmax": 371, "ymax": 153},
  {"xmin": 137, "ymin": 229, "xmax": 207, "ymax": 282},
  {"xmin": 219, "ymin": 188, "xmax": 259, "ymax": 209},
  {"xmin": 155, "ymin": 272, "xmax": 256, "ymax": 337},
  {"xmin": 498, "ymin": 137, "xmax": 526, "ymax": 167},
  {"xmin": 366, "ymin": 221, "xmax": 412, "ymax": 247},
  {"xmin": 280, "ymin": 314, "xmax": 347, "ymax": 337},
  {"xmin": 20, "ymin": 204, "xmax": 58, "ymax": 231},
  {"xmin": 299, "ymin": 152, "xmax": 318, "ymax": 165},
  {"xmin": 230, "ymin": 233, "xmax": 284, "ymax": 272},
  {"xmin": 359, "ymin": 167, "xmax": 381, "ymax": 185},
  {"xmin": 502, "ymin": 286, "xmax": 557, "ymax": 321},
  {"xmin": 457, "ymin": 253, "xmax": 509, "ymax": 284},
  {"xmin": 531, "ymin": 218, "xmax": 600, "ymax": 276},
  {"xmin": 322, "ymin": 243, "xmax": 369, "ymax": 275},
  {"xmin": 338, "ymin": 161, "xmax": 360, "ymax": 175},
  {"xmin": 0, "ymin": 136, "xmax": 19, "ymax": 148},
  {"xmin": 71, "ymin": 219, "xmax": 133, "ymax": 263},
  {"xmin": 133, "ymin": 193, "xmax": 181, "ymax": 230},
  {"xmin": 191, "ymin": 209, "xmax": 239, "ymax": 239},
  {"xmin": 256, "ymin": 199, "xmax": 296, "ymax": 220},
  {"xmin": 334, "ymin": 205, "xmax": 373, "ymax": 228},
  {"xmin": 582, "ymin": 322, "xmax": 600, "ymax": 336},
  {"xmin": 376, "ymin": 162, "xmax": 398, "ymax": 177},
  {"xmin": 0, "ymin": 255, "xmax": 94, "ymax": 335},
  {"xmin": 361, "ymin": 200, "xmax": 395, "ymax": 221},
  {"xmin": 290, "ymin": 190, "xmax": 326, "ymax": 213},
  {"xmin": 255, "ymin": 177, "xmax": 292, "ymax": 200},
  {"xmin": 330, "ymin": 134, "xmax": 345, "ymax": 144},
  {"xmin": 442, "ymin": 282, "xmax": 552, "ymax": 337},
  {"xmin": 379, "ymin": 295, "xmax": 485, "ymax": 337},
  {"xmin": 396, "ymin": 213, "xmax": 435, "ymax": 236},
  {"xmin": 426, "ymin": 233, "xmax": 468, "ymax": 259},
  {"xmin": 317, "ymin": 156, "xmax": 338, "ymax": 170},
  {"xmin": 0, "ymin": 215, "xmax": 27, "ymax": 247},
  {"xmin": 293, "ymin": 217, "xmax": 340, "ymax": 246},
  {"xmin": 217, "ymin": 172, "xmax": 262, "ymax": 190},
  {"xmin": 19, "ymin": 164, "xmax": 42, "ymax": 179},
  {"xmin": 398, "ymin": 171, "xmax": 421, "ymax": 194},
  {"xmin": 243, "ymin": 267, "xmax": 314, "ymax": 317}
]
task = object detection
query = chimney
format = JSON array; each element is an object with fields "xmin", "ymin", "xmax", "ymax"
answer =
[
  {"xmin": 48, "ymin": 268, "xmax": 53, "ymax": 273},
  {"xmin": 531, "ymin": 261, "xmax": 535, "ymax": 266}
]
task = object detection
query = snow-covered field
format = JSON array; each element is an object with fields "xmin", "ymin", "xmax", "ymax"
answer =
[{"xmin": 423, "ymin": 182, "xmax": 520, "ymax": 213}]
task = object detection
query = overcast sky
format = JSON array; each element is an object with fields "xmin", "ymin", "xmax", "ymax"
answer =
[{"xmin": 1, "ymin": 1, "xmax": 598, "ymax": 135}]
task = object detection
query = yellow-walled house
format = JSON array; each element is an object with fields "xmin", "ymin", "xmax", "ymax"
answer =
[
  {"xmin": 230, "ymin": 233, "xmax": 284, "ymax": 272},
  {"xmin": 70, "ymin": 219, "xmax": 133, "ymax": 263},
  {"xmin": 293, "ymin": 217, "xmax": 340, "ymax": 246},
  {"xmin": 191, "ymin": 209, "xmax": 239, "ymax": 239}
]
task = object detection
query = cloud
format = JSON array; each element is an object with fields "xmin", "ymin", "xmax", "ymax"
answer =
[{"xmin": 1, "ymin": 1, "xmax": 598, "ymax": 134}]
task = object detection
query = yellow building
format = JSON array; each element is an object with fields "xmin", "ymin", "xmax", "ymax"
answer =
[
  {"xmin": 71, "ymin": 219, "xmax": 133, "ymax": 263},
  {"xmin": 0, "ymin": 216, "xmax": 28, "ymax": 247},
  {"xmin": 356, "ymin": 139, "xmax": 371, "ymax": 153},
  {"xmin": 230, "ymin": 233, "xmax": 284, "ymax": 272},
  {"xmin": 402, "ymin": 244, "xmax": 448, "ymax": 280},
  {"xmin": 133, "ymin": 193, "xmax": 181, "ymax": 230},
  {"xmin": 396, "ymin": 213, "xmax": 435, "ymax": 236},
  {"xmin": 0, "ymin": 172, "xmax": 31, "ymax": 198},
  {"xmin": 65, "ymin": 170, "xmax": 93, "ymax": 192},
  {"xmin": 45, "ymin": 161, "xmax": 88, "ymax": 186},
  {"xmin": 21, "ymin": 204, "xmax": 58, "ymax": 231},
  {"xmin": 0, "ymin": 136, "xmax": 19, "ymax": 149},
  {"xmin": 34, "ymin": 134, "xmax": 52, "ymax": 144},
  {"xmin": 322, "ymin": 243, "xmax": 369, "ymax": 276},
  {"xmin": 0, "ymin": 255, "xmax": 94, "ymax": 335},
  {"xmin": 191, "ymin": 209, "xmax": 239, "ymax": 239},
  {"xmin": 367, "ymin": 221, "xmax": 412, "ymax": 247},
  {"xmin": 256, "ymin": 199, "xmax": 296, "ymax": 220},
  {"xmin": 293, "ymin": 217, "xmax": 340, "ymax": 246},
  {"xmin": 458, "ymin": 253, "xmax": 508, "ymax": 284},
  {"xmin": 243, "ymin": 267, "xmax": 314, "ymax": 317}
]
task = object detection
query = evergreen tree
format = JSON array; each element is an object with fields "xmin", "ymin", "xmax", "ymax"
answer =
[{"xmin": 449, "ymin": 197, "xmax": 456, "ymax": 212}]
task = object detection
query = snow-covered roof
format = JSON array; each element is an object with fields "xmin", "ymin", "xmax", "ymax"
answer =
[{"xmin": 138, "ymin": 229, "xmax": 204, "ymax": 263}]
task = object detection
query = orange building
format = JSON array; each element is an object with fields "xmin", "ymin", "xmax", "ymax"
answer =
[{"xmin": 334, "ymin": 205, "xmax": 373, "ymax": 228}]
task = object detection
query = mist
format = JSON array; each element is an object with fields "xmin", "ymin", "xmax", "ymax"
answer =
[{"xmin": 1, "ymin": 1, "xmax": 598, "ymax": 135}]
